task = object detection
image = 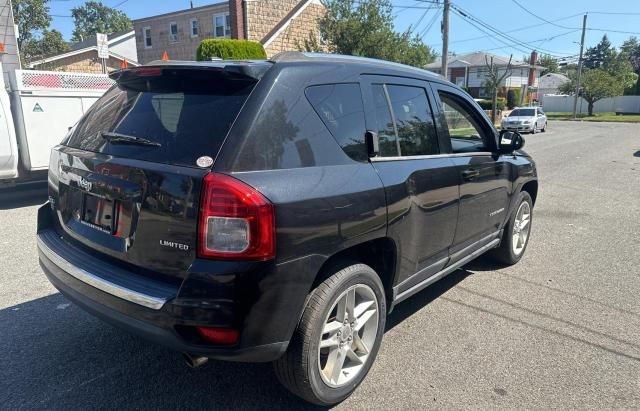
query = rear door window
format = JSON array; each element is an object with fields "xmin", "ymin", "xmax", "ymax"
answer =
[
  {"xmin": 305, "ymin": 83, "xmax": 367, "ymax": 161},
  {"xmin": 370, "ymin": 83, "xmax": 439, "ymax": 157},
  {"xmin": 64, "ymin": 68, "xmax": 256, "ymax": 167},
  {"xmin": 385, "ymin": 85, "xmax": 438, "ymax": 156}
]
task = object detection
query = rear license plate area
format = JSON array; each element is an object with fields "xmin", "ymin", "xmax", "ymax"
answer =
[{"xmin": 81, "ymin": 194, "xmax": 116, "ymax": 234}]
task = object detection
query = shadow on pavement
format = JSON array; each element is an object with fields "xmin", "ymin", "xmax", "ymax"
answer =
[
  {"xmin": 1, "ymin": 269, "xmax": 476, "ymax": 410},
  {"xmin": 0, "ymin": 182, "xmax": 48, "ymax": 210},
  {"xmin": 634, "ymin": 150, "xmax": 640, "ymax": 158},
  {"xmin": 386, "ymin": 269, "xmax": 472, "ymax": 331},
  {"xmin": 0, "ymin": 293, "xmax": 322, "ymax": 410}
]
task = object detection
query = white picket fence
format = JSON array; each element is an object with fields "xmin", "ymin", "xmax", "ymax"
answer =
[{"xmin": 540, "ymin": 94, "xmax": 640, "ymax": 114}]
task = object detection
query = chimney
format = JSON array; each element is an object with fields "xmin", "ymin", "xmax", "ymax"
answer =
[
  {"xmin": 229, "ymin": 0, "xmax": 245, "ymax": 39},
  {"xmin": 527, "ymin": 50, "xmax": 538, "ymax": 87}
]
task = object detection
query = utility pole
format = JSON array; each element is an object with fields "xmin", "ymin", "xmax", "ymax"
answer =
[
  {"xmin": 441, "ymin": 0, "xmax": 450, "ymax": 80},
  {"xmin": 572, "ymin": 13, "xmax": 587, "ymax": 119}
]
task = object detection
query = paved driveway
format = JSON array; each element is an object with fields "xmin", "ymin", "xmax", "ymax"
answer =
[{"xmin": 1, "ymin": 121, "xmax": 639, "ymax": 409}]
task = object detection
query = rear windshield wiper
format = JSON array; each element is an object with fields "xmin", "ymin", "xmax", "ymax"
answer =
[{"xmin": 100, "ymin": 131, "xmax": 162, "ymax": 147}]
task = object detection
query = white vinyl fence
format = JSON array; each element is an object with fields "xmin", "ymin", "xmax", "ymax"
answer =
[{"xmin": 540, "ymin": 94, "xmax": 640, "ymax": 114}]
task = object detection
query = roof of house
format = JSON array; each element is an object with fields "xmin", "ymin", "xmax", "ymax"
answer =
[
  {"xmin": 539, "ymin": 72, "xmax": 570, "ymax": 81},
  {"xmin": 538, "ymin": 72, "xmax": 570, "ymax": 87},
  {"xmin": 261, "ymin": 0, "xmax": 322, "ymax": 47},
  {"xmin": 425, "ymin": 52, "xmax": 541, "ymax": 70},
  {"xmin": 69, "ymin": 29, "xmax": 132, "ymax": 51},
  {"xmin": 28, "ymin": 30, "xmax": 139, "ymax": 68}
]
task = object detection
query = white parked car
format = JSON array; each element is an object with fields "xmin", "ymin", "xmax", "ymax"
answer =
[{"xmin": 502, "ymin": 107, "xmax": 547, "ymax": 134}]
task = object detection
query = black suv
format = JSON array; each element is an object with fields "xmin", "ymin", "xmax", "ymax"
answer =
[{"xmin": 37, "ymin": 52, "xmax": 537, "ymax": 405}]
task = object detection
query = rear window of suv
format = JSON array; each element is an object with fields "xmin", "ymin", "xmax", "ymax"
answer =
[
  {"xmin": 64, "ymin": 67, "xmax": 256, "ymax": 167},
  {"xmin": 305, "ymin": 83, "xmax": 367, "ymax": 162}
]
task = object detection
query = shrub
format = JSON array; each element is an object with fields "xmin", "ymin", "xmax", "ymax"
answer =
[
  {"xmin": 196, "ymin": 39, "xmax": 267, "ymax": 61},
  {"xmin": 477, "ymin": 99, "xmax": 505, "ymax": 111},
  {"xmin": 507, "ymin": 89, "xmax": 521, "ymax": 109}
]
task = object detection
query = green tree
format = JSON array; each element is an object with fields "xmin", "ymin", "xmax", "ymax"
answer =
[
  {"xmin": 312, "ymin": 0, "xmax": 435, "ymax": 67},
  {"xmin": 12, "ymin": 0, "xmax": 52, "ymax": 50},
  {"xmin": 22, "ymin": 29, "xmax": 69, "ymax": 64},
  {"xmin": 584, "ymin": 35, "xmax": 616, "ymax": 70},
  {"xmin": 559, "ymin": 69, "xmax": 624, "ymax": 115},
  {"xmin": 538, "ymin": 54, "xmax": 559, "ymax": 75},
  {"xmin": 620, "ymin": 36, "xmax": 640, "ymax": 94},
  {"xmin": 71, "ymin": 1, "xmax": 132, "ymax": 42}
]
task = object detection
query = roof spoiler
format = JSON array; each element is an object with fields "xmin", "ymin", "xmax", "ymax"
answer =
[{"xmin": 109, "ymin": 61, "xmax": 272, "ymax": 82}]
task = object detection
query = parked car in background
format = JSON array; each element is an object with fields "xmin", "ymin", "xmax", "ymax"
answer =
[
  {"xmin": 502, "ymin": 106, "xmax": 547, "ymax": 134},
  {"xmin": 37, "ymin": 52, "xmax": 538, "ymax": 406}
]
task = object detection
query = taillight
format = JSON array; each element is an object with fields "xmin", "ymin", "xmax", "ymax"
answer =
[{"xmin": 198, "ymin": 173, "xmax": 275, "ymax": 260}]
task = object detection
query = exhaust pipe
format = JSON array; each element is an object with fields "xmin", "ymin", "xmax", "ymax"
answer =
[{"xmin": 183, "ymin": 353, "xmax": 209, "ymax": 368}]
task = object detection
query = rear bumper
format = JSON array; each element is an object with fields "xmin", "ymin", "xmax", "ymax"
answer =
[
  {"xmin": 503, "ymin": 124, "xmax": 533, "ymax": 131},
  {"xmin": 37, "ymin": 205, "xmax": 291, "ymax": 362}
]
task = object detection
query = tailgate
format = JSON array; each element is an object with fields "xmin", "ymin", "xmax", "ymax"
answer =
[
  {"xmin": 45, "ymin": 64, "xmax": 262, "ymax": 281},
  {"xmin": 49, "ymin": 146, "xmax": 206, "ymax": 281}
]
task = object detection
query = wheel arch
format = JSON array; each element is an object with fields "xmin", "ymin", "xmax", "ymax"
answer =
[
  {"xmin": 311, "ymin": 237, "xmax": 398, "ymax": 310},
  {"xmin": 521, "ymin": 179, "xmax": 538, "ymax": 206}
]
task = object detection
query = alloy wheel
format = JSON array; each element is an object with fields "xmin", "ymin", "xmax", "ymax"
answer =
[
  {"xmin": 317, "ymin": 284, "xmax": 379, "ymax": 388},
  {"xmin": 512, "ymin": 201, "xmax": 531, "ymax": 256}
]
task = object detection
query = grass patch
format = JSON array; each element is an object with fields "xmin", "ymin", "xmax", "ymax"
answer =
[
  {"xmin": 448, "ymin": 127, "xmax": 477, "ymax": 137},
  {"xmin": 546, "ymin": 112, "xmax": 640, "ymax": 122}
]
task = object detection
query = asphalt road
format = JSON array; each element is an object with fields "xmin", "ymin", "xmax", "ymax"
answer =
[{"xmin": 1, "ymin": 121, "xmax": 639, "ymax": 410}]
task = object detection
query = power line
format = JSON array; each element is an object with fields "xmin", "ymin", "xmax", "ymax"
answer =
[
  {"xmin": 450, "ymin": 8, "xmax": 531, "ymax": 55},
  {"xmin": 442, "ymin": 12, "xmax": 585, "ymax": 46},
  {"xmin": 456, "ymin": 30, "xmax": 580, "ymax": 56},
  {"xmin": 409, "ymin": 5, "xmax": 433, "ymax": 34},
  {"xmin": 509, "ymin": 2, "xmax": 640, "ymax": 36},
  {"xmin": 111, "ymin": 0, "xmax": 130, "ymax": 9},
  {"xmin": 450, "ymin": 3, "xmax": 574, "ymax": 57},
  {"xmin": 586, "ymin": 11, "xmax": 640, "ymax": 16},
  {"xmin": 587, "ymin": 27, "xmax": 640, "ymax": 36},
  {"xmin": 418, "ymin": 9, "xmax": 440, "ymax": 39},
  {"xmin": 510, "ymin": 0, "xmax": 577, "ymax": 30}
]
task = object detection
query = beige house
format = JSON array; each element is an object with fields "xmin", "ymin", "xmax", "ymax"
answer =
[
  {"xmin": 28, "ymin": 30, "xmax": 139, "ymax": 73},
  {"xmin": 133, "ymin": 0, "xmax": 325, "ymax": 64}
]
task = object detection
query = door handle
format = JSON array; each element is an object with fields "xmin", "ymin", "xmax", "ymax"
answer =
[{"xmin": 461, "ymin": 169, "xmax": 480, "ymax": 181}]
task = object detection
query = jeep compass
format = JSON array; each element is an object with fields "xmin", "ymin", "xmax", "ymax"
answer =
[{"xmin": 37, "ymin": 52, "xmax": 538, "ymax": 405}]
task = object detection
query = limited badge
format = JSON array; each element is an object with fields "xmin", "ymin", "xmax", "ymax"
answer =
[{"xmin": 196, "ymin": 156, "xmax": 213, "ymax": 168}]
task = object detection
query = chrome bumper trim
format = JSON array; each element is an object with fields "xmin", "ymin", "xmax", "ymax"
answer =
[{"xmin": 37, "ymin": 234, "xmax": 167, "ymax": 310}]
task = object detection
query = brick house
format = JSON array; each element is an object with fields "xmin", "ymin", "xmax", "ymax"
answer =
[
  {"xmin": 425, "ymin": 52, "xmax": 543, "ymax": 99},
  {"xmin": 133, "ymin": 0, "xmax": 325, "ymax": 64},
  {"xmin": 28, "ymin": 30, "xmax": 139, "ymax": 73}
]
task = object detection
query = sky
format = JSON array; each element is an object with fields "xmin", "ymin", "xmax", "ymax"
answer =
[{"xmin": 49, "ymin": 0, "xmax": 640, "ymax": 62}]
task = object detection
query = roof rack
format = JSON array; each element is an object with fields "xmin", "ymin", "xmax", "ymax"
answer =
[{"xmin": 270, "ymin": 51, "xmax": 440, "ymax": 78}]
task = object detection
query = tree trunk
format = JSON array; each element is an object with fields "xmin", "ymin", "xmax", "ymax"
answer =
[
  {"xmin": 588, "ymin": 101, "xmax": 594, "ymax": 116},
  {"xmin": 492, "ymin": 90, "xmax": 498, "ymax": 124}
]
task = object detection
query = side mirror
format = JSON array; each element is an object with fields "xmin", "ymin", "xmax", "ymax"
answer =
[
  {"xmin": 499, "ymin": 130, "xmax": 525, "ymax": 153},
  {"xmin": 365, "ymin": 130, "xmax": 379, "ymax": 158}
]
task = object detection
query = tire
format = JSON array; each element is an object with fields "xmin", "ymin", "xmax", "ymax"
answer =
[
  {"xmin": 487, "ymin": 191, "xmax": 533, "ymax": 265},
  {"xmin": 542, "ymin": 122, "xmax": 547, "ymax": 132},
  {"xmin": 531, "ymin": 124, "xmax": 537, "ymax": 134},
  {"xmin": 273, "ymin": 263, "xmax": 386, "ymax": 406}
]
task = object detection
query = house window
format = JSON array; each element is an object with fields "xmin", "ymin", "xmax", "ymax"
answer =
[
  {"xmin": 476, "ymin": 69, "xmax": 481, "ymax": 78},
  {"xmin": 190, "ymin": 18, "xmax": 199, "ymax": 37},
  {"xmin": 169, "ymin": 22, "xmax": 178, "ymax": 42},
  {"xmin": 214, "ymin": 13, "xmax": 231, "ymax": 37},
  {"xmin": 143, "ymin": 26, "xmax": 152, "ymax": 48}
]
